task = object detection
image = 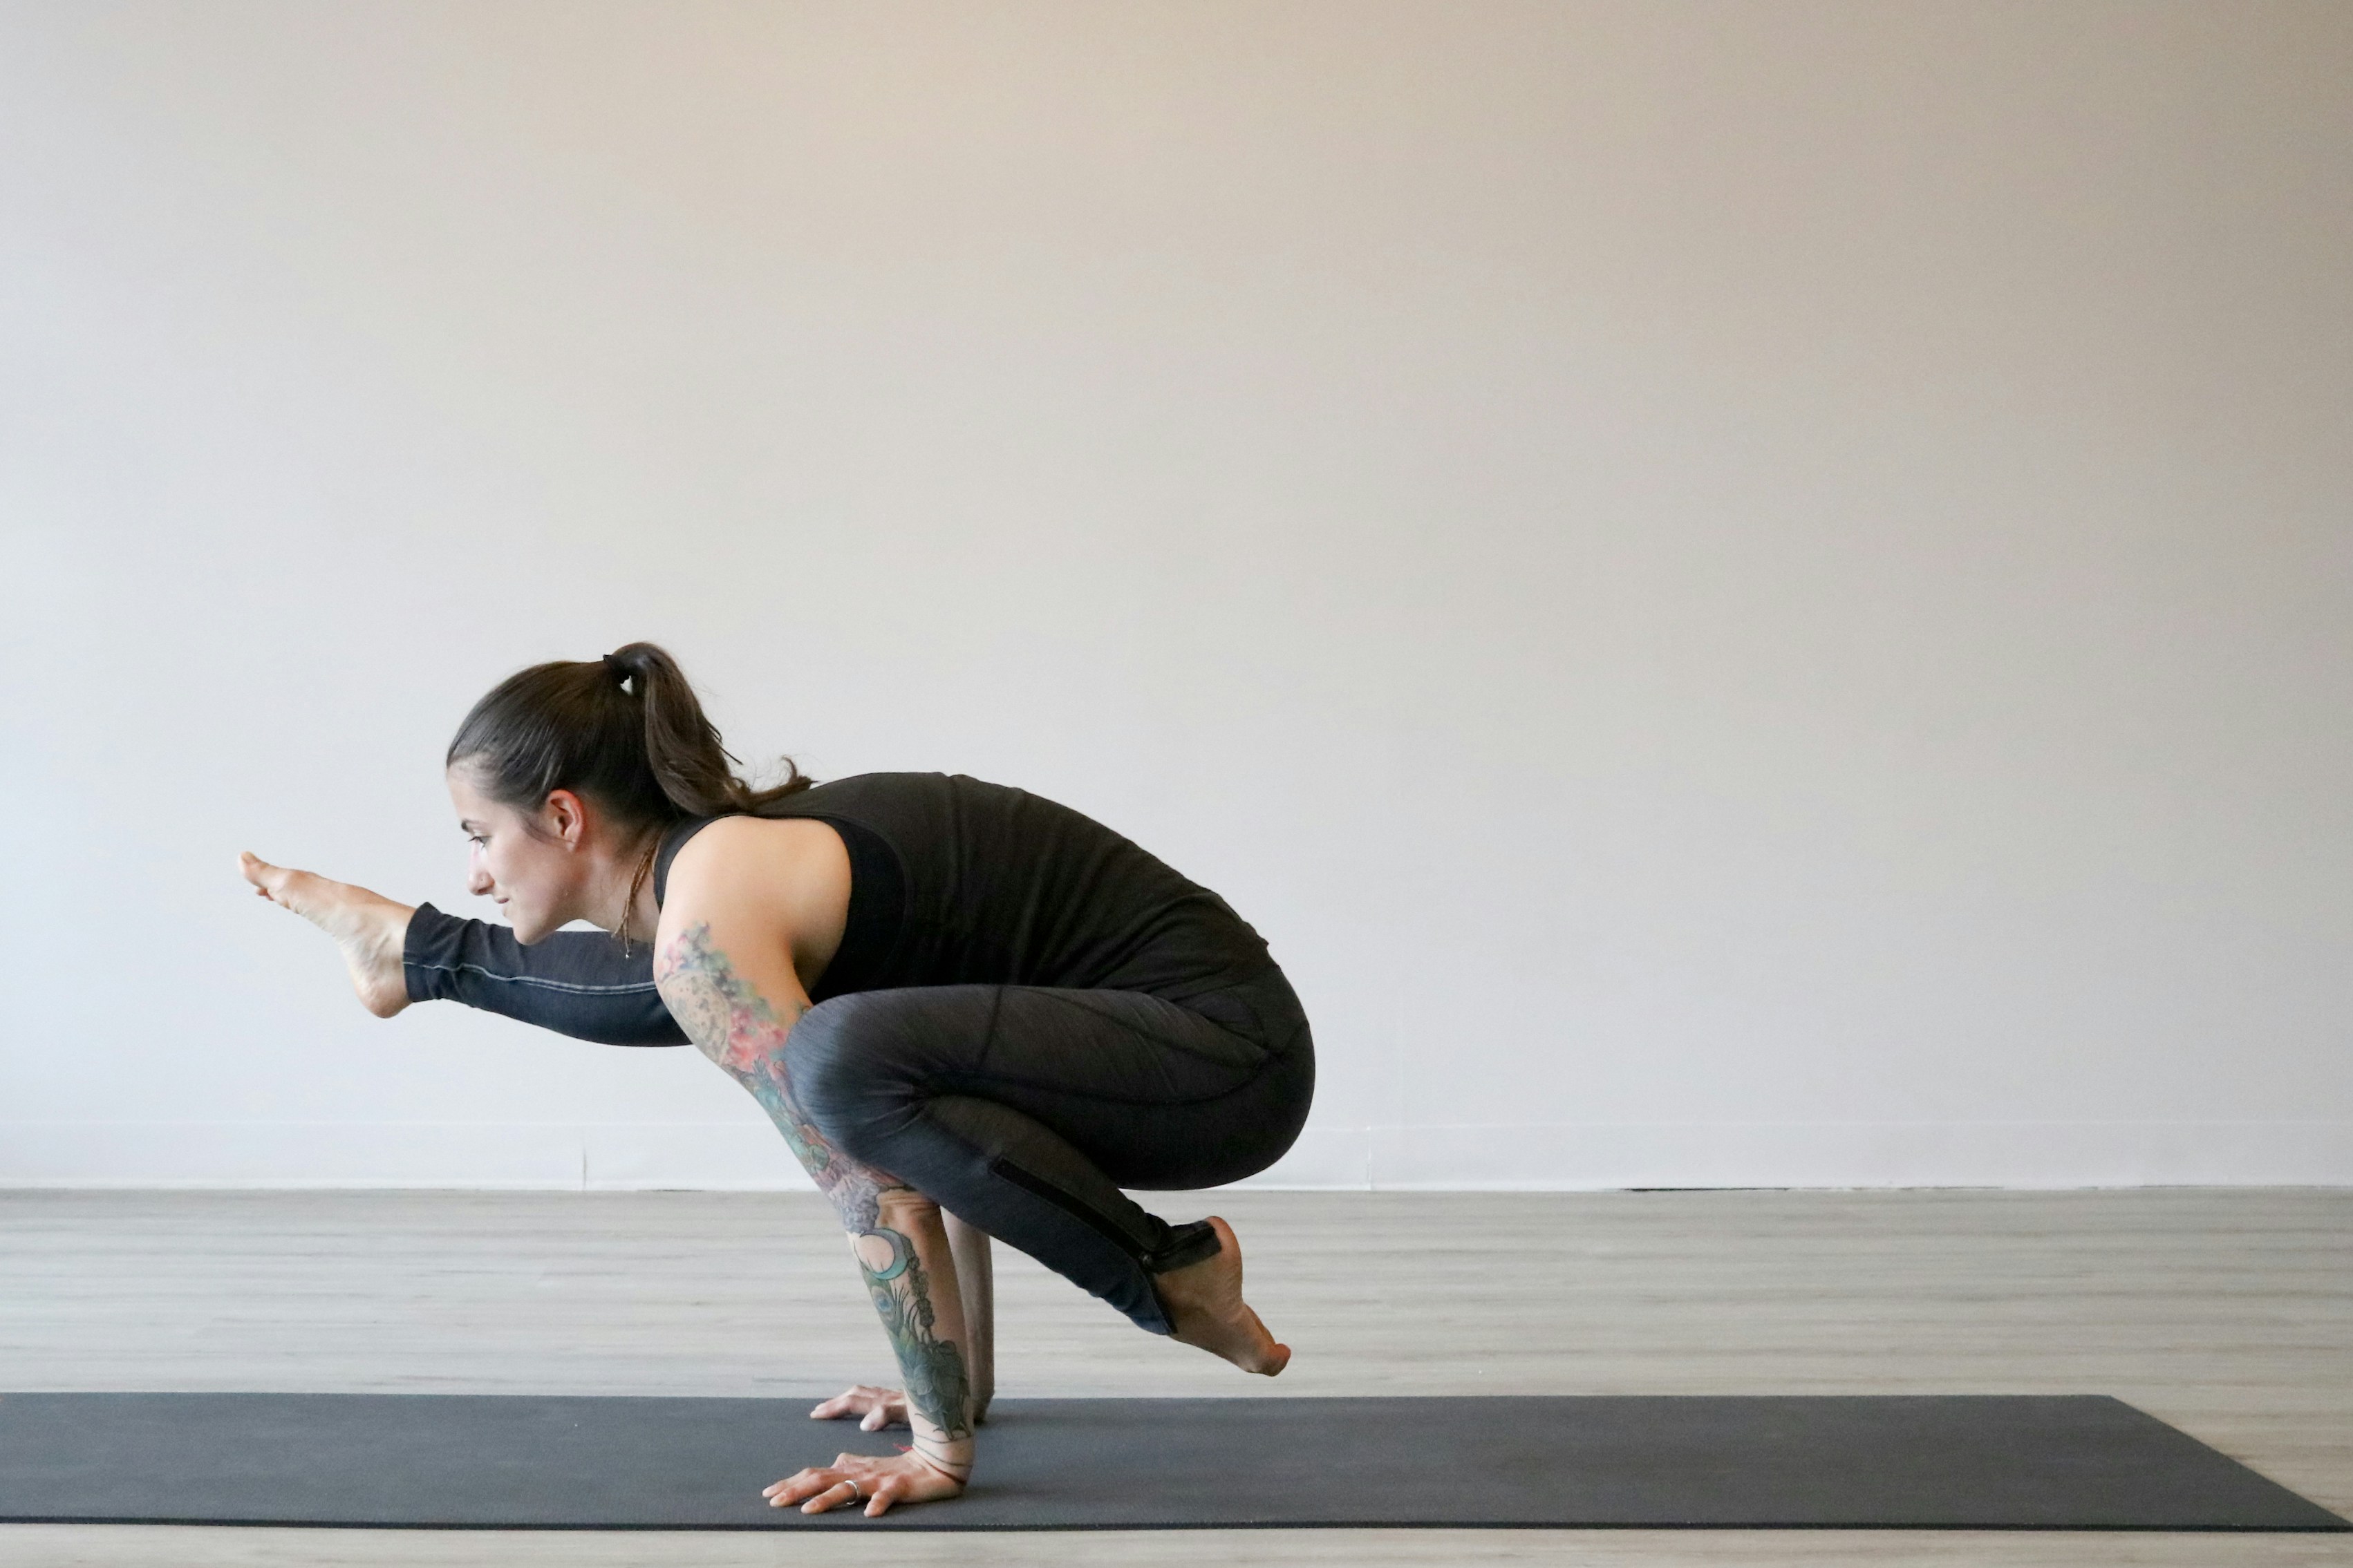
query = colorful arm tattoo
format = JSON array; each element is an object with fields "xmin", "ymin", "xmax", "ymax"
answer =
[{"xmin": 656, "ymin": 921, "xmax": 975, "ymax": 1471}]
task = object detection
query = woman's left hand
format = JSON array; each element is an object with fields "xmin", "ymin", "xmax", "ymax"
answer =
[
  {"xmin": 764, "ymin": 1449, "xmax": 966, "ymax": 1517},
  {"xmin": 808, "ymin": 1383, "xmax": 907, "ymax": 1430}
]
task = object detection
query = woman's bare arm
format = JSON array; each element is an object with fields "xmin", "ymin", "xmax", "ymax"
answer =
[
  {"xmin": 653, "ymin": 855, "xmax": 977, "ymax": 1515},
  {"xmin": 946, "ymin": 1213, "xmax": 994, "ymax": 1422}
]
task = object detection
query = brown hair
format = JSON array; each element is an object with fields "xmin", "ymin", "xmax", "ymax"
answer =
[{"xmin": 445, "ymin": 641, "xmax": 813, "ymax": 921}]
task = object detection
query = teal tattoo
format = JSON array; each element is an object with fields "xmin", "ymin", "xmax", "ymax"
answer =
[
  {"xmin": 856, "ymin": 1227, "xmax": 914, "ymax": 1281},
  {"xmin": 859, "ymin": 1242, "xmax": 975, "ymax": 1443}
]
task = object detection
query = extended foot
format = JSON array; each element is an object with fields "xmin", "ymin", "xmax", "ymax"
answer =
[
  {"xmin": 1154, "ymin": 1216, "xmax": 1290, "ymax": 1376},
  {"xmin": 239, "ymin": 851, "xmax": 415, "ymax": 1018}
]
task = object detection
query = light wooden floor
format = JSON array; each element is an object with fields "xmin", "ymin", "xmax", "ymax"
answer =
[{"xmin": 3, "ymin": 1188, "xmax": 2348, "ymax": 1566}]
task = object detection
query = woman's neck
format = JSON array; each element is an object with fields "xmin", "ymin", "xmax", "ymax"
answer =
[{"xmin": 579, "ymin": 826, "xmax": 666, "ymax": 945}]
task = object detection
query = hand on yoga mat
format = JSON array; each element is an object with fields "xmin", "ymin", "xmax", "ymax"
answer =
[
  {"xmin": 809, "ymin": 1383, "xmax": 907, "ymax": 1432},
  {"xmin": 764, "ymin": 1448, "xmax": 966, "ymax": 1517}
]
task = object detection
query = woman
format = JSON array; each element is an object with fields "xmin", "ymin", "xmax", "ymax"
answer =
[{"xmin": 237, "ymin": 642, "xmax": 1312, "ymax": 1518}]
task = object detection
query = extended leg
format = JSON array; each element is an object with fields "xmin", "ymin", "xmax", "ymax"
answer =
[
  {"xmin": 402, "ymin": 903, "xmax": 686, "ymax": 1045},
  {"xmin": 241, "ymin": 854, "xmax": 686, "ymax": 1046}
]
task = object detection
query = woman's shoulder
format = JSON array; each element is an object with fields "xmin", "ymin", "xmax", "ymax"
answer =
[
  {"xmin": 664, "ymin": 813, "xmax": 845, "ymax": 892},
  {"xmin": 654, "ymin": 814, "xmax": 856, "ymax": 975}
]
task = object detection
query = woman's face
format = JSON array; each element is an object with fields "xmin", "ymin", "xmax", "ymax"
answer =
[{"xmin": 446, "ymin": 766, "xmax": 588, "ymax": 944}]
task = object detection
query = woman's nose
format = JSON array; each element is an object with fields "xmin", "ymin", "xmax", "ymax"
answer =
[{"xmin": 467, "ymin": 865, "xmax": 494, "ymax": 896}]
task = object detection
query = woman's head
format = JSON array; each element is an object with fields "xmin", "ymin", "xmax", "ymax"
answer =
[{"xmin": 444, "ymin": 642, "xmax": 810, "ymax": 941}]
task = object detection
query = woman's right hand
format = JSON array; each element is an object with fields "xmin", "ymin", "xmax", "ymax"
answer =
[
  {"xmin": 809, "ymin": 1383, "xmax": 908, "ymax": 1432},
  {"xmin": 766, "ymin": 1448, "xmax": 966, "ymax": 1516}
]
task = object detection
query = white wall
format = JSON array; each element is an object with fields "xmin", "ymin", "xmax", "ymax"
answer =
[{"xmin": 3, "ymin": 1, "xmax": 2348, "ymax": 1190}]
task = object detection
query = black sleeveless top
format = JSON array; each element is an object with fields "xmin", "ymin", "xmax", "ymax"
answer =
[{"xmin": 650, "ymin": 773, "xmax": 1274, "ymax": 1004}]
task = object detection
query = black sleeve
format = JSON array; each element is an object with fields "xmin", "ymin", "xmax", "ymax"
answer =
[{"xmin": 400, "ymin": 903, "xmax": 688, "ymax": 1046}]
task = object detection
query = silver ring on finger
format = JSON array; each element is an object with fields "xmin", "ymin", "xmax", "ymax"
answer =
[{"xmin": 838, "ymin": 1480, "xmax": 862, "ymax": 1503}]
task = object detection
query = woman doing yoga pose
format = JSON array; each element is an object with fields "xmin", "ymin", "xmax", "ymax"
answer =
[{"xmin": 238, "ymin": 643, "xmax": 1313, "ymax": 1518}]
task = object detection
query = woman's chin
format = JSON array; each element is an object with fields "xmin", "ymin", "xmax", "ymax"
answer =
[{"xmin": 505, "ymin": 911, "xmax": 556, "ymax": 944}]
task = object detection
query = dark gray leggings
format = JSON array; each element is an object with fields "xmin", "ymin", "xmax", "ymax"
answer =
[{"xmin": 403, "ymin": 907, "xmax": 1313, "ymax": 1332}]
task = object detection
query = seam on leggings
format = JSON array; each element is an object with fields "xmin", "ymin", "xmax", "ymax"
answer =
[
  {"xmin": 932, "ymin": 1032, "xmax": 1292, "ymax": 1111},
  {"xmin": 978, "ymin": 983, "xmax": 1006, "ymax": 1075},
  {"xmin": 1017, "ymin": 988, "xmax": 1278, "ymax": 1071},
  {"xmin": 985, "ymin": 1155, "xmax": 1150, "ymax": 1262},
  {"xmin": 405, "ymin": 961, "xmax": 664, "ymax": 996}
]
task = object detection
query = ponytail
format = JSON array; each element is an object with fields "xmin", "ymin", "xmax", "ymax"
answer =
[{"xmin": 446, "ymin": 641, "xmax": 813, "ymax": 838}]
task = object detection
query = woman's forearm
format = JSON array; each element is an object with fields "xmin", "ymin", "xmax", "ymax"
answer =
[
  {"xmin": 862, "ymin": 1192, "xmax": 978, "ymax": 1477},
  {"xmin": 944, "ymin": 1212, "xmax": 994, "ymax": 1422}
]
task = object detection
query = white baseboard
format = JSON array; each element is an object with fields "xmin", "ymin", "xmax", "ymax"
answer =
[
  {"xmin": 3, "ymin": 1120, "xmax": 2348, "ymax": 1191},
  {"xmin": 1358, "ymin": 1121, "xmax": 2353, "ymax": 1189},
  {"xmin": 0, "ymin": 1121, "xmax": 815, "ymax": 1192}
]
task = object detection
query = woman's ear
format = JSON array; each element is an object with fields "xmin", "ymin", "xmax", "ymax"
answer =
[{"xmin": 544, "ymin": 788, "xmax": 590, "ymax": 850}]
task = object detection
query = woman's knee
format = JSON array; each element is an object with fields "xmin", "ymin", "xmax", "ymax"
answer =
[{"xmin": 782, "ymin": 992, "xmax": 902, "ymax": 1149}]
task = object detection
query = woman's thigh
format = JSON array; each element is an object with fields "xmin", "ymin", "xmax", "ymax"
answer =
[{"xmin": 785, "ymin": 968, "xmax": 1313, "ymax": 1191}]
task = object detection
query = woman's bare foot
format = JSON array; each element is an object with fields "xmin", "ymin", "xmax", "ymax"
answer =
[
  {"xmin": 239, "ymin": 852, "xmax": 415, "ymax": 1018},
  {"xmin": 1153, "ymin": 1216, "xmax": 1290, "ymax": 1376}
]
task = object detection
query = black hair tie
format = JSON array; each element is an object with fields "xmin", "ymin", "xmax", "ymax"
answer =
[{"xmin": 602, "ymin": 651, "xmax": 630, "ymax": 688}]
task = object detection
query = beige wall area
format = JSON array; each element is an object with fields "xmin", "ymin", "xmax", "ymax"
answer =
[{"xmin": 2, "ymin": 1, "xmax": 2348, "ymax": 1187}]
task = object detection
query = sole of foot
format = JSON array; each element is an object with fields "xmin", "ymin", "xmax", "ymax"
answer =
[
  {"xmin": 240, "ymin": 851, "xmax": 415, "ymax": 1019},
  {"xmin": 1156, "ymin": 1216, "xmax": 1291, "ymax": 1377}
]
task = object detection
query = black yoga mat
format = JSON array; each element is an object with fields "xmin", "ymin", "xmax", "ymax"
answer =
[{"xmin": 1, "ymin": 1392, "xmax": 2342, "ymax": 1531}]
